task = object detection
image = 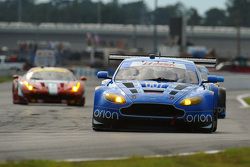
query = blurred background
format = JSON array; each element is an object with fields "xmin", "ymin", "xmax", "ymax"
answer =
[{"xmin": 0, "ymin": 0, "xmax": 250, "ymax": 75}]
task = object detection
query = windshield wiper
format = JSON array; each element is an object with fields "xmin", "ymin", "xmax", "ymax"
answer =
[{"xmin": 145, "ymin": 78, "xmax": 177, "ymax": 82}]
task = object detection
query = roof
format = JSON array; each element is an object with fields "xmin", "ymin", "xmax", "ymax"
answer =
[
  {"xmin": 28, "ymin": 67, "xmax": 71, "ymax": 73},
  {"xmin": 122, "ymin": 57, "xmax": 195, "ymax": 65}
]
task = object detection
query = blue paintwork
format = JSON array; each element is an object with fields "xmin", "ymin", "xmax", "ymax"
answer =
[
  {"xmin": 93, "ymin": 57, "xmax": 224, "ymax": 129},
  {"xmin": 97, "ymin": 71, "xmax": 110, "ymax": 79},
  {"xmin": 207, "ymin": 75, "xmax": 224, "ymax": 83}
]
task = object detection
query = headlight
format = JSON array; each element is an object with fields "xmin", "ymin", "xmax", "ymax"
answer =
[
  {"xmin": 104, "ymin": 93, "xmax": 126, "ymax": 104},
  {"xmin": 72, "ymin": 82, "xmax": 81, "ymax": 92},
  {"xmin": 23, "ymin": 81, "xmax": 33, "ymax": 91},
  {"xmin": 180, "ymin": 97, "xmax": 202, "ymax": 106}
]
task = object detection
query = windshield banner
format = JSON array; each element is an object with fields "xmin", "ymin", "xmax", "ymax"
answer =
[{"xmin": 130, "ymin": 61, "xmax": 186, "ymax": 69}]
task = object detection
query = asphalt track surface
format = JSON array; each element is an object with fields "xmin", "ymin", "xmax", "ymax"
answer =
[{"xmin": 0, "ymin": 76, "xmax": 250, "ymax": 161}]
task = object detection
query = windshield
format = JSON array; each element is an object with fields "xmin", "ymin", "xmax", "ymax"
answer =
[
  {"xmin": 115, "ymin": 61, "xmax": 199, "ymax": 84},
  {"xmin": 26, "ymin": 70, "xmax": 76, "ymax": 81}
]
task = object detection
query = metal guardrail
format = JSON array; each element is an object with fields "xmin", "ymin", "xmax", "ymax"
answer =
[
  {"xmin": 0, "ymin": 67, "xmax": 98, "ymax": 78},
  {"xmin": 0, "ymin": 22, "xmax": 250, "ymax": 37}
]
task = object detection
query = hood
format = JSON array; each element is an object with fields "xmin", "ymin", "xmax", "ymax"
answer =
[
  {"xmin": 115, "ymin": 80, "xmax": 198, "ymax": 104},
  {"xmin": 28, "ymin": 80, "xmax": 77, "ymax": 90}
]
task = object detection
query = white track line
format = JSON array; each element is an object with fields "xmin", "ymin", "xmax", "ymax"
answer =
[
  {"xmin": 237, "ymin": 94, "xmax": 250, "ymax": 108},
  {"xmin": 63, "ymin": 150, "xmax": 222, "ymax": 162}
]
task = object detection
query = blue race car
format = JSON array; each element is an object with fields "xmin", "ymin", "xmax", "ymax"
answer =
[{"xmin": 93, "ymin": 55, "xmax": 224, "ymax": 133}]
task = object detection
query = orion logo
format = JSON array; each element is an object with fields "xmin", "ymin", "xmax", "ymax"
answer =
[
  {"xmin": 143, "ymin": 82, "xmax": 167, "ymax": 89},
  {"xmin": 94, "ymin": 109, "xmax": 119, "ymax": 120},
  {"xmin": 186, "ymin": 114, "xmax": 213, "ymax": 123}
]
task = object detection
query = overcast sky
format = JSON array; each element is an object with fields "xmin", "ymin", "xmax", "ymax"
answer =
[
  {"xmin": 39, "ymin": 0, "xmax": 227, "ymax": 15},
  {"xmin": 92, "ymin": 0, "xmax": 227, "ymax": 14}
]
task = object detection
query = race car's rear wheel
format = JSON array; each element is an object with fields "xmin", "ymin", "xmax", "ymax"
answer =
[
  {"xmin": 218, "ymin": 88, "xmax": 226, "ymax": 119},
  {"xmin": 79, "ymin": 97, "xmax": 85, "ymax": 107},
  {"xmin": 212, "ymin": 112, "xmax": 218, "ymax": 132}
]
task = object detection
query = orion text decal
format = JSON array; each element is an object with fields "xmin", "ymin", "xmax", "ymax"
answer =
[
  {"xmin": 94, "ymin": 109, "xmax": 119, "ymax": 120},
  {"xmin": 186, "ymin": 114, "xmax": 213, "ymax": 123}
]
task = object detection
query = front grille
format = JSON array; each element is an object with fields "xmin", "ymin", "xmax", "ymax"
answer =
[
  {"xmin": 121, "ymin": 104, "xmax": 184, "ymax": 117},
  {"xmin": 27, "ymin": 93, "xmax": 79, "ymax": 101}
]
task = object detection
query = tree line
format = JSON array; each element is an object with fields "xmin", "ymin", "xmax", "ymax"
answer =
[{"xmin": 0, "ymin": 0, "xmax": 249, "ymax": 27}]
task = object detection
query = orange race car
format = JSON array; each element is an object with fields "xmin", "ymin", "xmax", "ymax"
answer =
[{"xmin": 12, "ymin": 67, "xmax": 87, "ymax": 106}]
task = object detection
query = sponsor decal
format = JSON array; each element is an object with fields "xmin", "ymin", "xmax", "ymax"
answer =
[
  {"xmin": 186, "ymin": 114, "xmax": 213, "ymax": 123},
  {"xmin": 48, "ymin": 83, "xmax": 58, "ymax": 95},
  {"xmin": 94, "ymin": 109, "xmax": 119, "ymax": 120},
  {"xmin": 130, "ymin": 61, "xmax": 186, "ymax": 69},
  {"xmin": 141, "ymin": 82, "xmax": 168, "ymax": 89}
]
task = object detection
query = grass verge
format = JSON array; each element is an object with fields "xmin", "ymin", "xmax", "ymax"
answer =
[
  {"xmin": 0, "ymin": 76, "xmax": 12, "ymax": 83},
  {"xmin": 243, "ymin": 97, "xmax": 250, "ymax": 106},
  {"xmin": 0, "ymin": 148, "xmax": 250, "ymax": 167}
]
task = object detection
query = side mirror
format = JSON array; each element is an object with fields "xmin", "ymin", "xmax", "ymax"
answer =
[
  {"xmin": 216, "ymin": 76, "xmax": 224, "ymax": 82},
  {"xmin": 80, "ymin": 76, "xmax": 87, "ymax": 81},
  {"xmin": 206, "ymin": 75, "xmax": 224, "ymax": 83},
  {"xmin": 12, "ymin": 75, "xmax": 19, "ymax": 80},
  {"xmin": 97, "ymin": 71, "xmax": 111, "ymax": 79}
]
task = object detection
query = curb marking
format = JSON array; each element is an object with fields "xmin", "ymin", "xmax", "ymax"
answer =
[
  {"xmin": 237, "ymin": 94, "xmax": 250, "ymax": 108},
  {"xmin": 63, "ymin": 150, "xmax": 222, "ymax": 162}
]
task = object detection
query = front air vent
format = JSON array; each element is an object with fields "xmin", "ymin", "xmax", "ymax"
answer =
[
  {"xmin": 130, "ymin": 89, "xmax": 138, "ymax": 94},
  {"xmin": 121, "ymin": 104, "xmax": 185, "ymax": 117},
  {"xmin": 175, "ymin": 85, "xmax": 188, "ymax": 90},
  {"xmin": 169, "ymin": 91, "xmax": 178, "ymax": 95},
  {"xmin": 123, "ymin": 82, "xmax": 134, "ymax": 88},
  {"xmin": 143, "ymin": 89, "xmax": 164, "ymax": 94}
]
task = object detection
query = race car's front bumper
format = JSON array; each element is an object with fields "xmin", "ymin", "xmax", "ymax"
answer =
[
  {"xmin": 92, "ymin": 105, "xmax": 214, "ymax": 131},
  {"xmin": 22, "ymin": 90, "xmax": 84, "ymax": 104}
]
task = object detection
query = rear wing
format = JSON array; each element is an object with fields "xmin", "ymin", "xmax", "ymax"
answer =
[{"xmin": 109, "ymin": 54, "xmax": 217, "ymax": 68}]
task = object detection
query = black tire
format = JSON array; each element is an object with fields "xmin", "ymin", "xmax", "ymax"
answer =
[
  {"xmin": 13, "ymin": 100, "xmax": 28, "ymax": 105},
  {"xmin": 202, "ymin": 111, "xmax": 218, "ymax": 133},
  {"xmin": 13, "ymin": 95, "xmax": 28, "ymax": 105},
  {"xmin": 92, "ymin": 127, "xmax": 104, "ymax": 131},
  {"xmin": 92, "ymin": 119, "xmax": 105, "ymax": 131},
  {"xmin": 218, "ymin": 88, "xmax": 226, "ymax": 119},
  {"xmin": 212, "ymin": 112, "xmax": 218, "ymax": 132},
  {"xmin": 67, "ymin": 98, "xmax": 85, "ymax": 107},
  {"xmin": 79, "ymin": 98, "xmax": 85, "ymax": 107}
]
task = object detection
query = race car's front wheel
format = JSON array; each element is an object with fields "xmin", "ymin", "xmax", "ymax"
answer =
[
  {"xmin": 67, "ymin": 97, "xmax": 85, "ymax": 107},
  {"xmin": 202, "ymin": 111, "xmax": 218, "ymax": 133},
  {"xmin": 12, "ymin": 84, "xmax": 28, "ymax": 105},
  {"xmin": 92, "ymin": 119, "xmax": 105, "ymax": 131},
  {"xmin": 12, "ymin": 93, "xmax": 28, "ymax": 105}
]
